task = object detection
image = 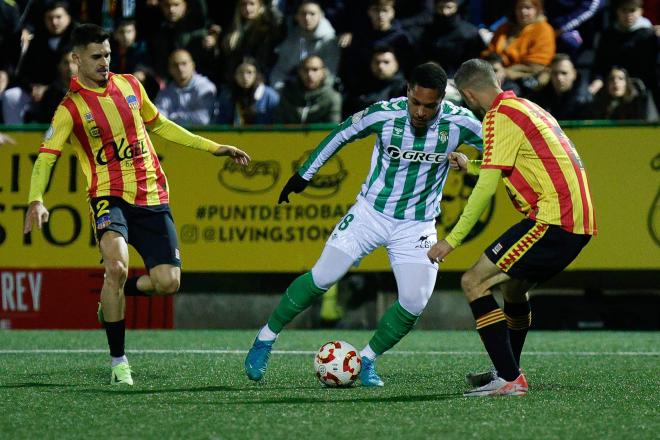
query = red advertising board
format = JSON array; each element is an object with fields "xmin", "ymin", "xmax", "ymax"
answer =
[{"xmin": 0, "ymin": 268, "xmax": 173, "ymax": 329}]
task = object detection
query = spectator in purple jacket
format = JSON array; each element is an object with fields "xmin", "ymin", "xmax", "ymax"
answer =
[{"xmin": 545, "ymin": 0, "xmax": 604, "ymax": 56}]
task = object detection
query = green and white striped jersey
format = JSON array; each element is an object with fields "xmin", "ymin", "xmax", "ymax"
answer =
[{"xmin": 299, "ymin": 97, "xmax": 483, "ymax": 221}]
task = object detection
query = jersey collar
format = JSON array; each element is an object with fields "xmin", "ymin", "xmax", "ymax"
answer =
[
  {"xmin": 491, "ymin": 90, "xmax": 517, "ymax": 110},
  {"xmin": 69, "ymin": 72, "xmax": 115, "ymax": 96}
]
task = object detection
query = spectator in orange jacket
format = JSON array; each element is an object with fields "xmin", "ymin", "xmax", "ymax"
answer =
[{"xmin": 482, "ymin": 0, "xmax": 555, "ymax": 82}]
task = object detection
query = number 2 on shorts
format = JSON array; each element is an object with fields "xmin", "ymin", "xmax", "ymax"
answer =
[
  {"xmin": 338, "ymin": 213, "xmax": 354, "ymax": 231},
  {"xmin": 95, "ymin": 199, "xmax": 110, "ymax": 217}
]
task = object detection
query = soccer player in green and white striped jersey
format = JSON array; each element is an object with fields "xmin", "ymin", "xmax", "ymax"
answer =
[{"xmin": 245, "ymin": 63, "xmax": 483, "ymax": 386}]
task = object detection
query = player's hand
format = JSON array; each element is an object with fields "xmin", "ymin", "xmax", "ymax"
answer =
[
  {"xmin": 427, "ymin": 239, "xmax": 453, "ymax": 265},
  {"xmin": 448, "ymin": 152, "xmax": 468, "ymax": 172},
  {"xmin": 24, "ymin": 201, "xmax": 49, "ymax": 234},
  {"xmin": 213, "ymin": 144, "xmax": 251, "ymax": 166},
  {"xmin": 278, "ymin": 173, "xmax": 309, "ymax": 204}
]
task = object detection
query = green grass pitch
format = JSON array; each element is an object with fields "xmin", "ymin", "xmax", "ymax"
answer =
[{"xmin": 1, "ymin": 330, "xmax": 658, "ymax": 439}]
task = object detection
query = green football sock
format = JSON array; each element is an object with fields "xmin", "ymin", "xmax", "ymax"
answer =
[
  {"xmin": 368, "ymin": 301, "xmax": 419, "ymax": 355},
  {"xmin": 267, "ymin": 272, "xmax": 327, "ymax": 333}
]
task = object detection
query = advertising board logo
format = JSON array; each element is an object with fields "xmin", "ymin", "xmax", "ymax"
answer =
[
  {"xmin": 218, "ymin": 159, "xmax": 280, "ymax": 194},
  {"xmin": 292, "ymin": 150, "xmax": 347, "ymax": 199},
  {"xmin": 649, "ymin": 153, "xmax": 660, "ymax": 247}
]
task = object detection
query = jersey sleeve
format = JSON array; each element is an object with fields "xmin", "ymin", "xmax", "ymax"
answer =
[
  {"xmin": 39, "ymin": 105, "xmax": 73, "ymax": 156},
  {"xmin": 148, "ymin": 114, "xmax": 217, "ymax": 153},
  {"xmin": 136, "ymin": 77, "xmax": 160, "ymax": 124},
  {"xmin": 480, "ymin": 108, "xmax": 524, "ymax": 170},
  {"xmin": 445, "ymin": 103, "xmax": 484, "ymax": 152},
  {"xmin": 445, "ymin": 167, "xmax": 501, "ymax": 248},
  {"xmin": 298, "ymin": 102, "xmax": 392, "ymax": 180},
  {"xmin": 457, "ymin": 116, "xmax": 484, "ymax": 151}
]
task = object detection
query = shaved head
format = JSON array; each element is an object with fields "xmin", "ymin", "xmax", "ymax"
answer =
[
  {"xmin": 454, "ymin": 59, "xmax": 499, "ymax": 91},
  {"xmin": 454, "ymin": 59, "xmax": 502, "ymax": 119}
]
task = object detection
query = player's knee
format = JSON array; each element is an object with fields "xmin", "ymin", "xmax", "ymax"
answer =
[
  {"xmin": 153, "ymin": 275, "xmax": 180, "ymax": 295},
  {"xmin": 310, "ymin": 268, "xmax": 338, "ymax": 290},
  {"xmin": 398, "ymin": 296, "xmax": 426, "ymax": 316},
  {"xmin": 105, "ymin": 260, "xmax": 128, "ymax": 286},
  {"xmin": 460, "ymin": 271, "xmax": 480, "ymax": 298}
]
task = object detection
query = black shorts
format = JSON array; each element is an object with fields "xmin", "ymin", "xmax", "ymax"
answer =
[
  {"xmin": 484, "ymin": 218, "xmax": 591, "ymax": 284},
  {"xmin": 90, "ymin": 196, "xmax": 181, "ymax": 269}
]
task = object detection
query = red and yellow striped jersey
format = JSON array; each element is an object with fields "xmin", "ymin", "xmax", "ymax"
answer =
[
  {"xmin": 481, "ymin": 91, "xmax": 596, "ymax": 235},
  {"xmin": 40, "ymin": 73, "xmax": 169, "ymax": 206}
]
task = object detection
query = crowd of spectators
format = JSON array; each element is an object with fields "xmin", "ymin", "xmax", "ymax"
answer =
[{"xmin": 0, "ymin": 0, "xmax": 657, "ymax": 126}]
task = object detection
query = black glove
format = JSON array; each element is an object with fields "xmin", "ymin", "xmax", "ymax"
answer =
[{"xmin": 278, "ymin": 173, "xmax": 309, "ymax": 204}]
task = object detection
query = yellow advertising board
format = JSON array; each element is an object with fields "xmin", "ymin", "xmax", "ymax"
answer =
[{"xmin": 1, "ymin": 126, "xmax": 659, "ymax": 272}]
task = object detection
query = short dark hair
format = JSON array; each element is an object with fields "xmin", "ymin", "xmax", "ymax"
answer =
[
  {"xmin": 372, "ymin": 44, "xmax": 397, "ymax": 58},
  {"xmin": 45, "ymin": 1, "xmax": 70, "ymax": 14},
  {"xmin": 116, "ymin": 19, "xmax": 136, "ymax": 29},
  {"xmin": 454, "ymin": 58, "xmax": 499, "ymax": 91},
  {"xmin": 369, "ymin": 0, "xmax": 395, "ymax": 8},
  {"xmin": 615, "ymin": 0, "xmax": 642, "ymax": 10},
  {"xmin": 71, "ymin": 24, "xmax": 110, "ymax": 49},
  {"xmin": 408, "ymin": 62, "xmax": 448, "ymax": 94}
]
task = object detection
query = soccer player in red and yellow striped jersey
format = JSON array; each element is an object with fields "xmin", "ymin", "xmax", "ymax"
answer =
[
  {"xmin": 428, "ymin": 59, "xmax": 596, "ymax": 397},
  {"xmin": 23, "ymin": 24, "xmax": 251, "ymax": 386}
]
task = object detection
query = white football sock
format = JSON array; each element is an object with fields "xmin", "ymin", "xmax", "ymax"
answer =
[
  {"xmin": 360, "ymin": 345, "xmax": 377, "ymax": 361},
  {"xmin": 257, "ymin": 324, "xmax": 278, "ymax": 341},
  {"xmin": 111, "ymin": 355, "xmax": 128, "ymax": 367}
]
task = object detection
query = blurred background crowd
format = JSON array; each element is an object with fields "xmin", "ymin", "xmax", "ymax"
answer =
[{"xmin": 0, "ymin": 0, "xmax": 658, "ymax": 127}]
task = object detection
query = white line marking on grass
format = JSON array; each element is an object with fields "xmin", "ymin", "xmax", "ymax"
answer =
[{"xmin": 0, "ymin": 349, "xmax": 658, "ymax": 356}]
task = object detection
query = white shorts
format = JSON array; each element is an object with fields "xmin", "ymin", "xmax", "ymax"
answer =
[{"xmin": 326, "ymin": 196, "xmax": 438, "ymax": 268}]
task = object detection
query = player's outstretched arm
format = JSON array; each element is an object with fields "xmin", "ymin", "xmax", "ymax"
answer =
[
  {"xmin": 212, "ymin": 144, "xmax": 251, "ymax": 166},
  {"xmin": 148, "ymin": 115, "xmax": 250, "ymax": 166}
]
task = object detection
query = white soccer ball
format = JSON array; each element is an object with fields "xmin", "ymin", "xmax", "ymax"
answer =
[{"xmin": 314, "ymin": 340, "xmax": 362, "ymax": 387}]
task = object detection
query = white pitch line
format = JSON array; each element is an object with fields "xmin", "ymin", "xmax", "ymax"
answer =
[{"xmin": 0, "ymin": 349, "xmax": 658, "ymax": 356}]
